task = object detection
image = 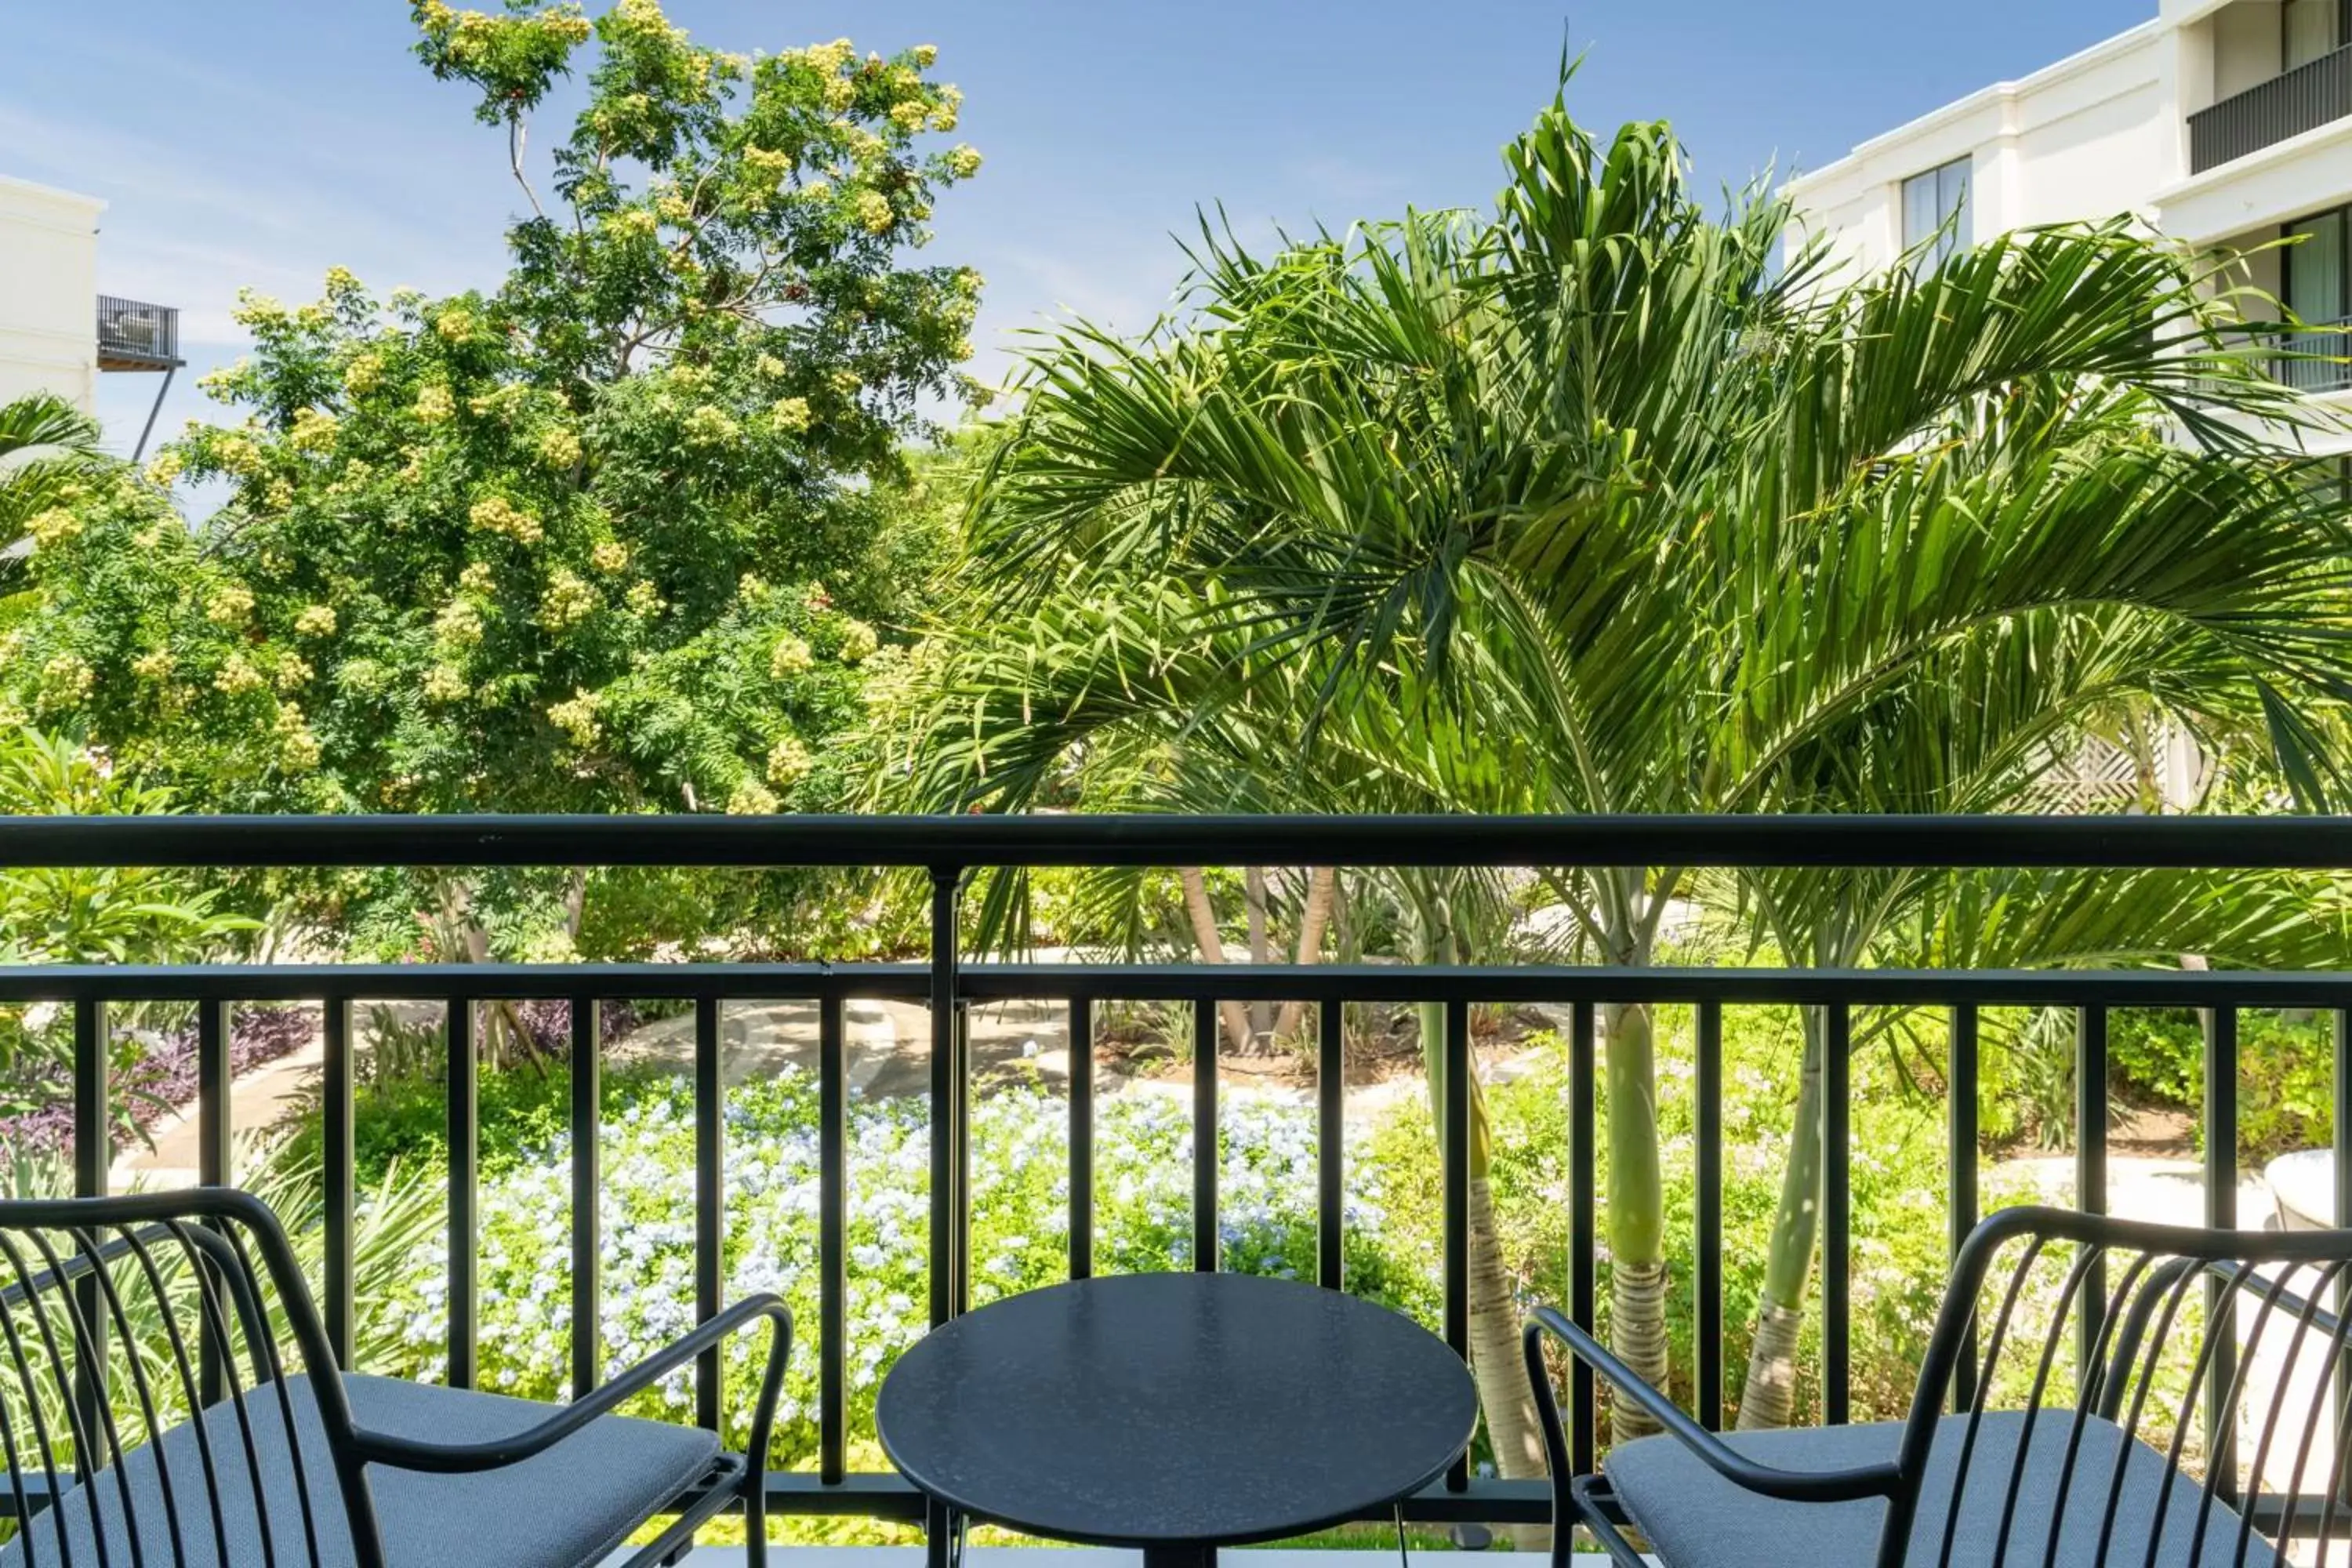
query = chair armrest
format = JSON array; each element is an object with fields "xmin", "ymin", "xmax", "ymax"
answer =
[
  {"xmin": 349, "ymin": 1293, "xmax": 792, "ymax": 1475},
  {"xmin": 1524, "ymin": 1307, "xmax": 1899, "ymax": 1504}
]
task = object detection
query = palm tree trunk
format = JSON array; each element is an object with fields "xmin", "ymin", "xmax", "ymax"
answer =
[
  {"xmin": 1178, "ymin": 866, "xmax": 1256, "ymax": 1057},
  {"xmin": 1468, "ymin": 1173, "xmax": 1546, "ymax": 1482},
  {"xmin": 1417, "ymin": 996, "xmax": 1547, "ymax": 1545},
  {"xmin": 1274, "ymin": 866, "xmax": 1338, "ymax": 1045},
  {"xmin": 1736, "ymin": 1007, "xmax": 1826, "ymax": 1431},
  {"xmin": 1602, "ymin": 999, "xmax": 1669, "ymax": 1440}
]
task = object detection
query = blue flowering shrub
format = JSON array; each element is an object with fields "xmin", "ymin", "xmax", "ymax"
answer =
[
  {"xmin": 372, "ymin": 1069, "xmax": 1441, "ymax": 1468},
  {"xmin": 362, "ymin": 1003, "xmax": 1980, "ymax": 1468}
]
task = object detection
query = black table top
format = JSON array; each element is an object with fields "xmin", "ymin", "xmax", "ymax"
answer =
[{"xmin": 874, "ymin": 1272, "xmax": 1479, "ymax": 1549}]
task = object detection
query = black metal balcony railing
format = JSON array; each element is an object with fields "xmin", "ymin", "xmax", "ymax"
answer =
[
  {"xmin": 3, "ymin": 813, "xmax": 2352, "ymax": 1552},
  {"xmin": 2274, "ymin": 318, "xmax": 2352, "ymax": 394},
  {"xmin": 93, "ymin": 296, "xmax": 180, "ymax": 372},
  {"xmin": 2191, "ymin": 43, "xmax": 2352, "ymax": 174}
]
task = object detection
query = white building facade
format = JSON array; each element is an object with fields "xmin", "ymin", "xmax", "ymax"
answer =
[
  {"xmin": 0, "ymin": 176, "xmax": 104, "ymax": 416},
  {"xmin": 1786, "ymin": 0, "xmax": 2352, "ymax": 452}
]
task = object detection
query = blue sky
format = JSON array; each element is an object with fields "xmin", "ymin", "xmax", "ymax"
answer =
[{"xmin": 5, "ymin": 0, "xmax": 2151, "ymax": 455}]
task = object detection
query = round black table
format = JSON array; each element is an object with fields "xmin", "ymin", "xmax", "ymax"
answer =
[{"xmin": 876, "ymin": 1272, "xmax": 1479, "ymax": 1568}]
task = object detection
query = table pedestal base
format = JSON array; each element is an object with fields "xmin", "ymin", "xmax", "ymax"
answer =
[{"xmin": 1142, "ymin": 1546, "xmax": 1216, "ymax": 1568}]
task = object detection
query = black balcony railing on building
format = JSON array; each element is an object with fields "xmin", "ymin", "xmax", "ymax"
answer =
[
  {"xmin": 3, "ymin": 812, "xmax": 2352, "ymax": 1552},
  {"xmin": 93, "ymin": 296, "xmax": 180, "ymax": 372},
  {"xmin": 2191, "ymin": 43, "xmax": 2352, "ymax": 173},
  {"xmin": 2276, "ymin": 318, "xmax": 2352, "ymax": 393}
]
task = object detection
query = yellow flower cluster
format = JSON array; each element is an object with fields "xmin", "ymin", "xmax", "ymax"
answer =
[
  {"xmin": 458, "ymin": 562, "xmax": 495, "ymax": 595},
  {"xmin": 213, "ymin": 655, "xmax": 264, "ymax": 696},
  {"xmin": 539, "ymin": 426, "xmax": 584, "ymax": 469},
  {"xmin": 538, "ymin": 568, "xmax": 597, "ymax": 630},
  {"xmin": 146, "ymin": 452, "xmax": 185, "ymax": 488},
  {"xmin": 656, "ymin": 193, "xmax": 695, "ymax": 225},
  {"xmin": 768, "ymin": 634, "xmax": 814, "ymax": 677},
  {"xmin": 206, "ymin": 585, "xmax": 256, "ymax": 628},
  {"xmin": 769, "ymin": 397, "xmax": 812, "ymax": 433},
  {"xmin": 546, "ymin": 689, "xmax": 603, "ymax": 747},
  {"xmin": 590, "ymin": 540, "xmax": 630, "ymax": 575},
  {"xmin": 272, "ymin": 652, "xmax": 312, "ymax": 692},
  {"xmin": 469, "ymin": 495, "xmax": 543, "ymax": 544},
  {"xmin": 606, "ymin": 208, "xmax": 659, "ymax": 242},
  {"xmin": 434, "ymin": 597, "xmax": 485, "ymax": 647},
  {"xmin": 944, "ymin": 144, "xmax": 982, "ymax": 180},
  {"xmin": 682, "ymin": 405, "xmax": 739, "ymax": 445},
  {"xmin": 468, "ymin": 384, "xmax": 530, "ymax": 423},
  {"xmin": 423, "ymin": 665, "xmax": 468, "ymax": 704},
  {"xmin": 38, "ymin": 655, "xmax": 93, "ymax": 710},
  {"xmin": 625, "ymin": 580, "xmax": 662, "ymax": 617},
  {"xmin": 263, "ymin": 477, "xmax": 295, "ymax": 512},
  {"xmin": 213, "ymin": 434, "xmax": 264, "ymax": 476},
  {"xmin": 295, "ymin": 604, "xmax": 337, "ymax": 637},
  {"xmin": 931, "ymin": 87, "xmax": 962, "ymax": 132},
  {"xmin": 323, "ymin": 265, "xmax": 363, "ymax": 296},
  {"xmin": 343, "ymin": 354, "xmax": 384, "ymax": 396},
  {"xmin": 25, "ymin": 508, "xmax": 80, "ymax": 549},
  {"xmin": 822, "ymin": 75, "xmax": 856, "ymax": 113},
  {"xmin": 837, "ymin": 619, "xmax": 880, "ymax": 664},
  {"xmin": 852, "ymin": 190, "xmax": 894, "ymax": 234},
  {"xmin": 434, "ymin": 307, "xmax": 476, "ymax": 342},
  {"xmin": 766, "ymin": 735, "xmax": 814, "ymax": 786},
  {"xmin": 274, "ymin": 703, "xmax": 322, "ymax": 771},
  {"xmin": 415, "ymin": 384, "xmax": 456, "ymax": 424},
  {"xmin": 131, "ymin": 649, "xmax": 176, "ymax": 681},
  {"xmin": 230, "ymin": 291, "xmax": 289, "ymax": 330},
  {"xmin": 890, "ymin": 101, "xmax": 927, "ymax": 132},
  {"xmin": 286, "ymin": 410, "xmax": 336, "ymax": 458},
  {"xmin": 742, "ymin": 147, "xmax": 792, "ymax": 187},
  {"xmin": 912, "ymin": 44, "xmax": 938, "ymax": 67},
  {"xmin": 727, "ymin": 780, "xmax": 779, "ymax": 815}
]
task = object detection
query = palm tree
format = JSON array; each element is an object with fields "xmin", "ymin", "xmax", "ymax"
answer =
[
  {"xmin": 880, "ymin": 95, "xmax": 2352, "ymax": 1454},
  {"xmin": 0, "ymin": 392, "xmax": 104, "ymax": 596}
]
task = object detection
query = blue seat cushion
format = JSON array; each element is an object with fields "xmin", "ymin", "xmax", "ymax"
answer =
[
  {"xmin": 1604, "ymin": 1410, "xmax": 2276, "ymax": 1568},
  {"xmin": 2, "ymin": 1372, "xmax": 724, "ymax": 1567}
]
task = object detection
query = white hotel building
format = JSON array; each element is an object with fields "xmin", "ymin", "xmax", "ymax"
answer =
[{"xmin": 1785, "ymin": 0, "xmax": 2352, "ymax": 455}]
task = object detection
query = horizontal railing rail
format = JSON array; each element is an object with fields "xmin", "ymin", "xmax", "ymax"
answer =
[
  {"xmin": 6, "ymin": 814, "xmax": 2352, "ymax": 1551},
  {"xmin": 2190, "ymin": 42, "xmax": 2352, "ymax": 172}
]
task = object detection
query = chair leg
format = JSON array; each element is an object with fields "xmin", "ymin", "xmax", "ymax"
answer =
[{"xmin": 1568, "ymin": 1475, "xmax": 1651, "ymax": 1568}]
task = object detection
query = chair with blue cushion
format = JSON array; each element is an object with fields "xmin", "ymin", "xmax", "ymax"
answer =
[
  {"xmin": 0, "ymin": 1187, "xmax": 789, "ymax": 1567},
  {"xmin": 1527, "ymin": 1206, "xmax": 2352, "ymax": 1568}
]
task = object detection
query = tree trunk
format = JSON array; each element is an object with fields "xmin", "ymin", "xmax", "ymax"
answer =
[
  {"xmin": 1737, "ymin": 1007, "xmax": 1827, "ymax": 1431},
  {"xmin": 1179, "ymin": 867, "xmax": 1256, "ymax": 1057},
  {"xmin": 1244, "ymin": 867, "xmax": 1273, "ymax": 1047},
  {"xmin": 1468, "ymin": 1174, "xmax": 1548, "ymax": 1484},
  {"xmin": 1274, "ymin": 866, "xmax": 1338, "ymax": 1046},
  {"xmin": 1602, "ymin": 999, "xmax": 1669, "ymax": 1441}
]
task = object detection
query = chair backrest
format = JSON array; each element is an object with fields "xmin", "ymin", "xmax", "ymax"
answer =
[
  {"xmin": 1879, "ymin": 1205, "xmax": 2352, "ymax": 1568},
  {"xmin": 0, "ymin": 1187, "xmax": 384, "ymax": 1568}
]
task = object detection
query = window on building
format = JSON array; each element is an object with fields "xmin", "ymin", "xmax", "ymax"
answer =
[
  {"xmin": 1900, "ymin": 157, "xmax": 1971, "ymax": 270},
  {"xmin": 2285, "ymin": 0, "xmax": 2350, "ymax": 71},
  {"xmin": 2282, "ymin": 205, "xmax": 2352, "ymax": 392}
]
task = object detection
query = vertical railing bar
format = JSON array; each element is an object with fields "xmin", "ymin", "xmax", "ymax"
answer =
[
  {"xmin": 197, "ymin": 998, "xmax": 231, "ymax": 1406},
  {"xmin": 1443, "ymin": 996, "xmax": 1472, "ymax": 1494},
  {"xmin": 1317, "ymin": 996, "xmax": 1345, "ymax": 1292},
  {"xmin": 1570, "ymin": 999, "xmax": 1598, "ymax": 1477},
  {"xmin": 2207, "ymin": 1004, "xmax": 2240, "ymax": 1505},
  {"xmin": 952, "ymin": 1002, "xmax": 973, "ymax": 1317},
  {"xmin": 1694, "ymin": 1001, "xmax": 1724, "ymax": 1432},
  {"xmin": 819, "ymin": 995, "xmax": 847, "ymax": 1486},
  {"xmin": 1823, "ymin": 1002, "xmax": 1851, "ymax": 1427},
  {"xmin": 72, "ymin": 993, "xmax": 107, "ymax": 1446},
  {"xmin": 569, "ymin": 994, "xmax": 601, "ymax": 1399},
  {"xmin": 695, "ymin": 997, "xmax": 724, "ymax": 1435},
  {"xmin": 927, "ymin": 869, "xmax": 960, "ymax": 1331},
  {"xmin": 1950, "ymin": 1003, "xmax": 1980, "ymax": 1414},
  {"xmin": 1069, "ymin": 996, "xmax": 1094, "ymax": 1282},
  {"xmin": 2076, "ymin": 1004, "xmax": 2109, "ymax": 1377},
  {"xmin": 1193, "ymin": 999, "xmax": 1218, "ymax": 1273},
  {"xmin": 2335, "ymin": 1007, "xmax": 2352, "ymax": 1508},
  {"xmin": 446, "ymin": 999, "xmax": 478, "ymax": 1392},
  {"xmin": 323, "ymin": 994, "xmax": 355, "ymax": 1370}
]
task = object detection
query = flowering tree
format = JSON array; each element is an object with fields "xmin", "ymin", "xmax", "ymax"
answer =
[{"xmin": 8, "ymin": 0, "xmax": 980, "ymax": 843}]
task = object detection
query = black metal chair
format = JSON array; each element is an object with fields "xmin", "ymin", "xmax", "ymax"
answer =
[
  {"xmin": 0, "ymin": 1187, "xmax": 790, "ymax": 1567},
  {"xmin": 1526, "ymin": 1205, "xmax": 2352, "ymax": 1568}
]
